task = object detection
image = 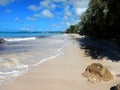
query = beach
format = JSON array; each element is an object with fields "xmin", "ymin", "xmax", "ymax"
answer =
[{"xmin": 0, "ymin": 34, "xmax": 120, "ymax": 90}]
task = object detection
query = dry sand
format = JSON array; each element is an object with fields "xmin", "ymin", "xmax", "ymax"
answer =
[{"xmin": 0, "ymin": 34, "xmax": 120, "ymax": 90}]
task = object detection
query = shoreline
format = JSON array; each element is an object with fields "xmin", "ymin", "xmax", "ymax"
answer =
[
  {"xmin": 32, "ymin": 34, "xmax": 71, "ymax": 67},
  {"xmin": 0, "ymin": 34, "xmax": 120, "ymax": 90}
]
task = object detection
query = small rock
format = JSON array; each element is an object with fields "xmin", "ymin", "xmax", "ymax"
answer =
[
  {"xmin": 116, "ymin": 84, "xmax": 120, "ymax": 90},
  {"xmin": 110, "ymin": 84, "xmax": 120, "ymax": 90},
  {"xmin": 0, "ymin": 38, "xmax": 5, "ymax": 44}
]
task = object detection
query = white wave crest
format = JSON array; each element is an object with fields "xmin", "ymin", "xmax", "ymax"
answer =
[{"xmin": 4, "ymin": 37, "xmax": 36, "ymax": 42}]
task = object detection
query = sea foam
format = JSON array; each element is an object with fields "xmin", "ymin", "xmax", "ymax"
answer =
[{"xmin": 4, "ymin": 37, "xmax": 36, "ymax": 42}]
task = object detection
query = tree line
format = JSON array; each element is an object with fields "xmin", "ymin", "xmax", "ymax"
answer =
[{"xmin": 65, "ymin": 0, "xmax": 120, "ymax": 40}]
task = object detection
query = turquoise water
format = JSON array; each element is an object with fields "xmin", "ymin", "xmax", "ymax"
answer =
[{"xmin": 0, "ymin": 32, "xmax": 63, "ymax": 38}]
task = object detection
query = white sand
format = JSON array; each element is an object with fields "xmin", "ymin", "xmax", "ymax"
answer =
[{"xmin": 0, "ymin": 34, "xmax": 120, "ymax": 90}]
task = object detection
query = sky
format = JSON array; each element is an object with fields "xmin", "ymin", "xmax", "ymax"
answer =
[{"xmin": 0, "ymin": 0, "xmax": 89, "ymax": 32}]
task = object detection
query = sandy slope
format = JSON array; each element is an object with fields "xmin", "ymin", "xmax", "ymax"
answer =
[{"xmin": 0, "ymin": 34, "xmax": 120, "ymax": 90}]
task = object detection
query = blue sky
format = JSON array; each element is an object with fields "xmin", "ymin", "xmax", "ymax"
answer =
[{"xmin": 0, "ymin": 0, "xmax": 89, "ymax": 32}]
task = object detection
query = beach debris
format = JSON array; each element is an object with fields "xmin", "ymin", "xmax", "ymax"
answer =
[
  {"xmin": 82, "ymin": 63, "xmax": 113, "ymax": 82},
  {"xmin": 110, "ymin": 83, "xmax": 120, "ymax": 90}
]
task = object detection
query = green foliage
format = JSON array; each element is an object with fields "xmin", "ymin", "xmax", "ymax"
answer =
[
  {"xmin": 77, "ymin": 0, "xmax": 120, "ymax": 40},
  {"xmin": 65, "ymin": 24, "xmax": 78, "ymax": 33}
]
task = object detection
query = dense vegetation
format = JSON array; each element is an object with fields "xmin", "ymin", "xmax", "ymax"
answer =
[
  {"xmin": 65, "ymin": 24, "xmax": 78, "ymax": 33},
  {"xmin": 66, "ymin": 0, "xmax": 120, "ymax": 40}
]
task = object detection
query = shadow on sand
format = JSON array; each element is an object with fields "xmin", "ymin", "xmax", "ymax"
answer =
[{"xmin": 76, "ymin": 37, "xmax": 120, "ymax": 61}]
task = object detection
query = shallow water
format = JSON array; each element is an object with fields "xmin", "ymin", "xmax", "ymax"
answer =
[{"xmin": 0, "ymin": 34, "xmax": 71, "ymax": 85}]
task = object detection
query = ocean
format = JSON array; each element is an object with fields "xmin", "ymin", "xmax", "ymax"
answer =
[{"xmin": 0, "ymin": 32, "xmax": 71, "ymax": 85}]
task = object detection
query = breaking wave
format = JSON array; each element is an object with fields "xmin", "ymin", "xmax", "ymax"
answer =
[{"xmin": 4, "ymin": 37, "xmax": 36, "ymax": 42}]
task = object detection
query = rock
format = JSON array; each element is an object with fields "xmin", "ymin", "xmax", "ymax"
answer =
[
  {"xmin": 115, "ymin": 84, "xmax": 120, "ymax": 90},
  {"xmin": 110, "ymin": 84, "xmax": 120, "ymax": 90},
  {"xmin": 0, "ymin": 38, "xmax": 5, "ymax": 44},
  {"xmin": 82, "ymin": 63, "xmax": 113, "ymax": 82}
]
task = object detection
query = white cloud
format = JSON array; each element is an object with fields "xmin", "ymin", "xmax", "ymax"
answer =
[
  {"xmin": 26, "ymin": 16, "xmax": 36, "ymax": 21},
  {"xmin": 5, "ymin": 9, "xmax": 11, "ymax": 13},
  {"xmin": 52, "ymin": 24, "xmax": 60, "ymax": 28},
  {"xmin": 34, "ymin": 14, "xmax": 41, "ymax": 17},
  {"xmin": 69, "ymin": 0, "xmax": 89, "ymax": 16},
  {"xmin": 66, "ymin": 22, "xmax": 70, "ymax": 26},
  {"xmin": 28, "ymin": 5, "xmax": 40, "ymax": 12},
  {"xmin": 15, "ymin": 18, "xmax": 22, "ymax": 23},
  {"xmin": 40, "ymin": 0, "xmax": 57, "ymax": 10},
  {"xmin": 40, "ymin": 0, "xmax": 50, "ymax": 8},
  {"xmin": 64, "ymin": 5, "xmax": 70, "ymax": 11},
  {"xmin": 15, "ymin": 17, "xmax": 21, "ymax": 21},
  {"xmin": 0, "ymin": 0, "xmax": 15, "ymax": 6},
  {"xmin": 52, "ymin": 0, "xmax": 60, "ymax": 3},
  {"xmin": 50, "ymin": 3, "xmax": 56, "ymax": 9},
  {"xmin": 69, "ymin": 0, "xmax": 89, "ymax": 8},
  {"xmin": 15, "ymin": 17, "xmax": 23, "ymax": 24},
  {"xmin": 64, "ymin": 6, "xmax": 72, "ymax": 16},
  {"xmin": 75, "ymin": 8, "xmax": 87, "ymax": 16},
  {"xmin": 26, "ymin": 13, "xmax": 42, "ymax": 21},
  {"xmin": 63, "ymin": 16, "xmax": 68, "ymax": 20},
  {"xmin": 41, "ymin": 9, "xmax": 53, "ymax": 18},
  {"xmin": 21, "ymin": 27, "xmax": 32, "ymax": 31},
  {"xmin": 63, "ymin": 5, "xmax": 72, "ymax": 21},
  {"xmin": 53, "ymin": 0, "xmax": 67, "ymax": 3},
  {"xmin": 65, "ymin": 11, "xmax": 72, "ymax": 16}
]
